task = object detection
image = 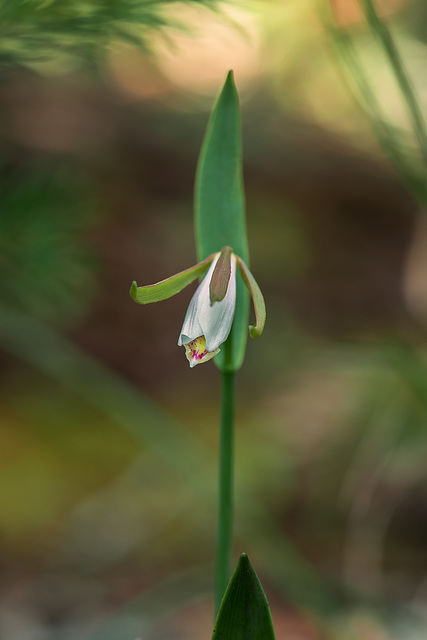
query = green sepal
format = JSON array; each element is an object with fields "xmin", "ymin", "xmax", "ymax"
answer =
[
  {"xmin": 212, "ymin": 553, "xmax": 276, "ymax": 640},
  {"xmin": 235, "ymin": 256, "xmax": 266, "ymax": 338},
  {"xmin": 130, "ymin": 254, "xmax": 215, "ymax": 305},
  {"xmin": 195, "ymin": 70, "xmax": 249, "ymax": 372}
]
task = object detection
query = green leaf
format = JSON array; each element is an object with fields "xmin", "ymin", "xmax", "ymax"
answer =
[
  {"xmin": 195, "ymin": 70, "xmax": 249, "ymax": 372},
  {"xmin": 212, "ymin": 553, "xmax": 276, "ymax": 640},
  {"xmin": 130, "ymin": 254, "xmax": 214, "ymax": 304}
]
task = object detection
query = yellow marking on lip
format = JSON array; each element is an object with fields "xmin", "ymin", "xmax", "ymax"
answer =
[{"xmin": 184, "ymin": 335, "xmax": 220, "ymax": 367}]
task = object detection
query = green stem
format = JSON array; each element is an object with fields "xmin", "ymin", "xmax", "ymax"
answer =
[{"xmin": 215, "ymin": 366, "xmax": 235, "ymax": 615}]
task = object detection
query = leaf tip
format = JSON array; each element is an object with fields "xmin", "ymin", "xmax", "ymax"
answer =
[
  {"xmin": 236, "ymin": 551, "xmax": 253, "ymax": 575},
  {"xmin": 224, "ymin": 69, "xmax": 237, "ymax": 94},
  {"xmin": 212, "ymin": 552, "xmax": 276, "ymax": 640}
]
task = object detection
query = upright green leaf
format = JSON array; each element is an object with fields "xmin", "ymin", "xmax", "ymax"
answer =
[
  {"xmin": 195, "ymin": 70, "xmax": 249, "ymax": 372},
  {"xmin": 212, "ymin": 553, "xmax": 276, "ymax": 640}
]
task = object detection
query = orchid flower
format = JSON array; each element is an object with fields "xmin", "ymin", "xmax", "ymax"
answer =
[{"xmin": 130, "ymin": 246, "xmax": 265, "ymax": 368}]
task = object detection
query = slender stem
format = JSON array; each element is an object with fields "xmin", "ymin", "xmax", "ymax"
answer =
[{"xmin": 215, "ymin": 367, "xmax": 235, "ymax": 616}]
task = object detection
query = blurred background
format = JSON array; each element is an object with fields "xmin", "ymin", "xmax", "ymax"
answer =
[{"xmin": 2, "ymin": 0, "xmax": 427, "ymax": 638}]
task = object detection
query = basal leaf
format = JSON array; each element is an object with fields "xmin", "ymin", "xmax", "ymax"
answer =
[{"xmin": 212, "ymin": 553, "xmax": 276, "ymax": 640}]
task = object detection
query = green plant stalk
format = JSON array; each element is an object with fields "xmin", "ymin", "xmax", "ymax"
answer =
[
  {"xmin": 215, "ymin": 361, "xmax": 235, "ymax": 615},
  {"xmin": 359, "ymin": 0, "xmax": 427, "ymax": 168}
]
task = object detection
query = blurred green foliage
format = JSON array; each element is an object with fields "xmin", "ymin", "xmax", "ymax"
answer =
[
  {"xmin": 324, "ymin": 0, "xmax": 427, "ymax": 205},
  {"xmin": 0, "ymin": 168, "xmax": 95, "ymax": 321},
  {"xmin": 0, "ymin": 0, "xmax": 218, "ymax": 71}
]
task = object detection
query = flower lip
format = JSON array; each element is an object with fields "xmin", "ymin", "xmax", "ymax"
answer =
[{"xmin": 184, "ymin": 335, "xmax": 220, "ymax": 368}]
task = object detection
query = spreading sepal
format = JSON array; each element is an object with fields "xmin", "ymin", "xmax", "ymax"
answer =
[
  {"xmin": 130, "ymin": 254, "xmax": 215, "ymax": 305},
  {"xmin": 235, "ymin": 256, "xmax": 266, "ymax": 338}
]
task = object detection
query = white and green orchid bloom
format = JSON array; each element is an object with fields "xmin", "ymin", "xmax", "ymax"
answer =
[{"xmin": 130, "ymin": 246, "xmax": 266, "ymax": 368}]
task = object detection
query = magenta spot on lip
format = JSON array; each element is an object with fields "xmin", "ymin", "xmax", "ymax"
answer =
[{"xmin": 191, "ymin": 348, "xmax": 208, "ymax": 361}]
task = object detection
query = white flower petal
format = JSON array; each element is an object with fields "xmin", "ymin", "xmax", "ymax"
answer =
[
  {"xmin": 177, "ymin": 254, "xmax": 220, "ymax": 346},
  {"xmin": 200, "ymin": 255, "xmax": 236, "ymax": 352},
  {"xmin": 177, "ymin": 294, "xmax": 204, "ymax": 346},
  {"xmin": 177, "ymin": 252, "xmax": 237, "ymax": 364}
]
